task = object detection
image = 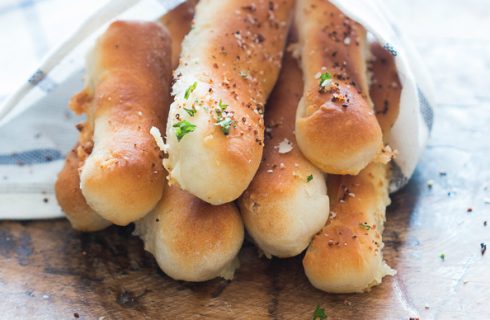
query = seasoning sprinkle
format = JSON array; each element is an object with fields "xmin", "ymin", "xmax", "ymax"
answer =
[
  {"xmin": 184, "ymin": 82, "xmax": 197, "ymax": 100},
  {"xmin": 312, "ymin": 305, "xmax": 327, "ymax": 320},
  {"xmin": 359, "ymin": 222, "xmax": 371, "ymax": 231},
  {"xmin": 216, "ymin": 117, "xmax": 233, "ymax": 135},
  {"xmin": 307, "ymin": 175, "xmax": 313, "ymax": 183},
  {"xmin": 173, "ymin": 120, "xmax": 196, "ymax": 141},
  {"xmin": 481, "ymin": 243, "xmax": 487, "ymax": 256},
  {"xmin": 319, "ymin": 72, "xmax": 332, "ymax": 88},
  {"xmin": 214, "ymin": 100, "xmax": 234, "ymax": 135},
  {"xmin": 218, "ymin": 99, "xmax": 228, "ymax": 111},
  {"xmin": 277, "ymin": 138, "xmax": 293, "ymax": 154},
  {"xmin": 440, "ymin": 253, "xmax": 445, "ymax": 261},
  {"xmin": 183, "ymin": 106, "xmax": 197, "ymax": 117}
]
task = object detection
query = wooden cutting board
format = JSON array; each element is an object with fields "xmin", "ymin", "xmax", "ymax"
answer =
[{"xmin": 1, "ymin": 0, "xmax": 489, "ymax": 319}]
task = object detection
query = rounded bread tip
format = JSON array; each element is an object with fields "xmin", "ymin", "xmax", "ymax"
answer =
[
  {"xmin": 294, "ymin": 0, "xmax": 383, "ymax": 175},
  {"xmin": 135, "ymin": 184, "xmax": 244, "ymax": 282}
]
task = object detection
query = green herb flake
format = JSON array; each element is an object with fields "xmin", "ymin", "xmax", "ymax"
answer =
[
  {"xmin": 218, "ymin": 100, "xmax": 228, "ymax": 111},
  {"xmin": 440, "ymin": 253, "xmax": 445, "ymax": 261},
  {"xmin": 214, "ymin": 100, "xmax": 233, "ymax": 135},
  {"xmin": 183, "ymin": 106, "xmax": 197, "ymax": 117},
  {"xmin": 216, "ymin": 117, "xmax": 233, "ymax": 135},
  {"xmin": 359, "ymin": 222, "xmax": 371, "ymax": 231},
  {"xmin": 184, "ymin": 82, "xmax": 197, "ymax": 100},
  {"xmin": 319, "ymin": 72, "xmax": 332, "ymax": 87},
  {"xmin": 173, "ymin": 120, "xmax": 196, "ymax": 141},
  {"xmin": 307, "ymin": 175, "xmax": 313, "ymax": 183},
  {"xmin": 312, "ymin": 305, "xmax": 327, "ymax": 320}
]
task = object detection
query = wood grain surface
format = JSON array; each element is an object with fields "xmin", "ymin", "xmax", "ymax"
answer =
[{"xmin": 1, "ymin": 0, "xmax": 490, "ymax": 319}]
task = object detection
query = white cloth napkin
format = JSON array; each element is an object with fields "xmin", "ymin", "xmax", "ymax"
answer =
[{"xmin": 0, "ymin": 0, "xmax": 434, "ymax": 219}]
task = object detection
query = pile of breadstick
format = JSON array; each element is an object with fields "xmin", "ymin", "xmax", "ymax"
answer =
[{"xmin": 56, "ymin": 0, "xmax": 402, "ymax": 293}]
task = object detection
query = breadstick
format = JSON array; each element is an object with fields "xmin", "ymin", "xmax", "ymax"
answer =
[
  {"xmin": 55, "ymin": 5, "xmax": 196, "ymax": 230},
  {"xmin": 302, "ymin": 43, "xmax": 401, "ymax": 293},
  {"xmin": 303, "ymin": 163, "xmax": 394, "ymax": 293},
  {"xmin": 70, "ymin": 21, "xmax": 172, "ymax": 226},
  {"xmin": 239, "ymin": 50, "xmax": 329, "ymax": 258},
  {"xmin": 164, "ymin": 0, "xmax": 295, "ymax": 205},
  {"xmin": 135, "ymin": 184, "xmax": 244, "ymax": 281},
  {"xmin": 294, "ymin": 0, "xmax": 383, "ymax": 175},
  {"xmin": 55, "ymin": 146, "xmax": 111, "ymax": 232}
]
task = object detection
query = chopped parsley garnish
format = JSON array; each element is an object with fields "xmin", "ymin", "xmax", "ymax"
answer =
[
  {"xmin": 183, "ymin": 106, "xmax": 197, "ymax": 117},
  {"xmin": 218, "ymin": 100, "xmax": 228, "ymax": 111},
  {"xmin": 319, "ymin": 72, "xmax": 332, "ymax": 87},
  {"xmin": 215, "ymin": 100, "xmax": 234, "ymax": 135},
  {"xmin": 440, "ymin": 253, "xmax": 445, "ymax": 261},
  {"xmin": 312, "ymin": 305, "xmax": 327, "ymax": 320},
  {"xmin": 307, "ymin": 174, "xmax": 313, "ymax": 183},
  {"xmin": 359, "ymin": 222, "xmax": 371, "ymax": 230},
  {"xmin": 173, "ymin": 120, "xmax": 196, "ymax": 141},
  {"xmin": 216, "ymin": 117, "xmax": 233, "ymax": 135},
  {"xmin": 184, "ymin": 82, "xmax": 197, "ymax": 100}
]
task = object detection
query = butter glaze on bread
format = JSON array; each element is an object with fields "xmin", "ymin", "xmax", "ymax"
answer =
[
  {"xmin": 159, "ymin": 0, "xmax": 197, "ymax": 70},
  {"xmin": 294, "ymin": 0, "xmax": 383, "ymax": 175},
  {"xmin": 239, "ymin": 50, "xmax": 329, "ymax": 258},
  {"xmin": 135, "ymin": 184, "xmax": 244, "ymax": 281},
  {"xmin": 164, "ymin": 0, "xmax": 295, "ymax": 205},
  {"xmin": 70, "ymin": 21, "xmax": 172, "ymax": 226},
  {"xmin": 303, "ymin": 162, "xmax": 395, "ymax": 293},
  {"xmin": 55, "ymin": 146, "xmax": 111, "ymax": 232}
]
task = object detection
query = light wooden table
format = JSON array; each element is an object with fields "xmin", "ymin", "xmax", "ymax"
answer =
[{"xmin": 1, "ymin": 0, "xmax": 489, "ymax": 319}]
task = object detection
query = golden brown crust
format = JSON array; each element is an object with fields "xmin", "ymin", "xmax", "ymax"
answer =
[
  {"xmin": 75, "ymin": 21, "xmax": 172, "ymax": 226},
  {"xmin": 243, "ymin": 53, "xmax": 307, "ymax": 195},
  {"xmin": 165, "ymin": 0, "xmax": 295, "ymax": 205},
  {"xmin": 239, "ymin": 50, "xmax": 329, "ymax": 258},
  {"xmin": 303, "ymin": 163, "xmax": 394, "ymax": 293},
  {"xmin": 369, "ymin": 42, "xmax": 402, "ymax": 138},
  {"xmin": 295, "ymin": 0, "xmax": 383, "ymax": 175},
  {"xmin": 159, "ymin": 0, "xmax": 198, "ymax": 70},
  {"xmin": 135, "ymin": 184, "xmax": 244, "ymax": 281},
  {"xmin": 55, "ymin": 147, "xmax": 110, "ymax": 232},
  {"xmin": 157, "ymin": 186, "xmax": 243, "ymax": 263}
]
